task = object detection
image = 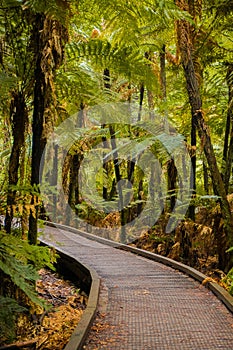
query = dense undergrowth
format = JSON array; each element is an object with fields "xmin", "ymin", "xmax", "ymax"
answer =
[{"xmin": 0, "ymin": 230, "xmax": 57, "ymax": 345}]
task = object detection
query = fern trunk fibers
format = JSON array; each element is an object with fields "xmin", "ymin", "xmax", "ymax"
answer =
[
  {"xmin": 5, "ymin": 92, "xmax": 28, "ymax": 234},
  {"xmin": 28, "ymin": 13, "xmax": 69, "ymax": 244},
  {"xmin": 176, "ymin": 0, "xmax": 233, "ymax": 271},
  {"xmin": 223, "ymin": 64, "xmax": 233, "ymax": 194}
]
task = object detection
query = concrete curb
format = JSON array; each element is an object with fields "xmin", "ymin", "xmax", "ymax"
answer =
[{"xmin": 43, "ymin": 221, "xmax": 233, "ymax": 314}]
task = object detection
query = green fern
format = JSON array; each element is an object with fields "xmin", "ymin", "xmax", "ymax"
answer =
[
  {"xmin": 0, "ymin": 230, "xmax": 56, "ymax": 342},
  {"xmin": 0, "ymin": 296, "xmax": 26, "ymax": 343},
  {"xmin": 0, "ymin": 231, "xmax": 53, "ymax": 307},
  {"xmin": 222, "ymin": 266, "xmax": 233, "ymax": 295}
]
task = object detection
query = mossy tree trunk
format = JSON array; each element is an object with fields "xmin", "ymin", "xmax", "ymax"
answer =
[{"xmin": 5, "ymin": 92, "xmax": 28, "ymax": 234}]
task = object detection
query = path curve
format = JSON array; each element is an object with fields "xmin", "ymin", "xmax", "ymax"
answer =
[{"xmin": 40, "ymin": 224, "xmax": 233, "ymax": 350}]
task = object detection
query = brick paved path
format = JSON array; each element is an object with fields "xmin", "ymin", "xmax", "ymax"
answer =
[{"xmin": 42, "ymin": 226, "xmax": 233, "ymax": 349}]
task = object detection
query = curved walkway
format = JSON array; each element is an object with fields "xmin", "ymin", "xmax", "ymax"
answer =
[{"xmin": 41, "ymin": 225, "xmax": 233, "ymax": 350}]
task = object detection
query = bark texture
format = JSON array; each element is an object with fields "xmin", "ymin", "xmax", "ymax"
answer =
[
  {"xmin": 28, "ymin": 11, "xmax": 69, "ymax": 244},
  {"xmin": 5, "ymin": 92, "xmax": 28, "ymax": 233}
]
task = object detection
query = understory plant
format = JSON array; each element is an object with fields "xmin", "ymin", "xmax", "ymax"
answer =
[{"xmin": 0, "ymin": 230, "xmax": 56, "ymax": 344}]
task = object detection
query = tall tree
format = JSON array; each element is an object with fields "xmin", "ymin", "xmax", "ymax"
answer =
[
  {"xmin": 28, "ymin": 6, "xmax": 69, "ymax": 243},
  {"xmin": 223, "ymin": 63, "xmax": 233, "ymax": 193},
  {"xmin": 176, "ymin": 0, "xmax": 233, "ymax": 271},
  {"xmin": 1, "ymin": 3, "xmax": 32, "ymax": 234}
]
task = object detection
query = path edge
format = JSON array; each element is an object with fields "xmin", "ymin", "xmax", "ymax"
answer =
[
  {"xmin": 39, "ymin": 233, "xmax": 100, "ymax": 350},
  {"xmin": 43, "ymin": 221, "xmax": 233, "ymax": 314}
]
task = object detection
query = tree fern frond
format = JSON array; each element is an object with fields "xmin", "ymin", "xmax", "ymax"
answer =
[
  {"xmin": 0, "ymin": 231, "xmax": 54, "ymax": 310},
  {"xmin": 67, "ymin": 39, "xmax": 155, "ymax": 85}
]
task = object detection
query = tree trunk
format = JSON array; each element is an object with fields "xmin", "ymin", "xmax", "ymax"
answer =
[
  {"xmin": 145, "ymin": 52, "xmax": 155, "ymax": 119},
  {"xmin": 188, "ymin": 114, "xmax": 196, "ymax": 220},
  {"xmin": 109, "ymin": 124, "xmax": 126, "ymax": 242},
  {"xmin": 176, "ymin": 0, "xmax": 233, "ymax": 271},
  {"xmin": 138, "ymin": 83, "xmax": 145, "ymax": 121},
  {"xmin": 28, "ymin": 14, "xmax": 47, "ymax": 244},
  {"xmin": 223, "ymin": 63, "xmax": 233, "ymax": 193},
  {"xmin": 167, "ymin": 159, "xmax": 177, "ymax": 212},
  {"xmin": 203, "ymin": 160, "xmax": 209, "ymax": 194},
  {"xmin": 159, "ymin": 44, "xmax": 167, "ymax": 102},
  {"xmin": 28, "ymin": 13, "xmax": 69, "ymax": 244},
  {"xmin": 102, "ymin": 69, "xmax": 111, "ymax": 200},
  {"xmin": 159, "ymin": 44, "xmax": 178, "ymax": 213},
  {"xmin": 5, "ymin": 92, "xmax": 28, "ymax": 234},
  {"xmin": 103, "ymin": 68, "xmax": 127, "ymax": 241},
  {"xmin": 51, "ymin": 143, "xmax": 58, "ymax": 221}
]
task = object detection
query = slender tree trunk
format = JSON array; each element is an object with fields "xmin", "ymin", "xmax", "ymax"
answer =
[
  {"xmin": 138, "ymin": 83, "xmax": 145, "ymax": 121},
  {"xmin": 66, "ymin": 153, "xmax": 80, "ymax": 224},
  {"xmin": 203, "ymin": 160, "xmax": 209, "ymax": 194},
  {"xmin": 103, "ymin": 68, "xmax": 127, "ymax": 241},
  {"xmin": 176, "ymin": 0, "xmax": 233, "ymax": 271},
  {"xmin": 109, "ymin": 124, "xmax": 126, "ymax": 242},
  {"xmin": 159, "ymin": 44, "xmax": 178, "ymax": 213},
  {"xmin": 52, "ymin": 143, "xmax": 58, "ymax": 221},
  {"xmin": 167, "ymin": 159, "xmax": 177, "ymax": 212},
  {"xmin": 160, "ymin": 44, "xmax": 167, "ymax": 102},
  {"xmin": 28, "ymin": 14, "xmax": 47, "ymax": 244},
  {"xmin": 102, "ymin": 69, "xmax": 111, "ymax": 200},
  {"xmin": 223, "ymin": 64, "xmax": 233, "ymax": 193},
  {"xmin": 145, "ymin": 52, "xmax": 155, "ymax": 119},
  {"xmin": 188, "ymin": 115, "xmax": 196, "ymax": 220}
]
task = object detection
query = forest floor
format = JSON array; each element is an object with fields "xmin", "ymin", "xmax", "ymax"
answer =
[{"xmin": 1, "ymin": 269, "xmax": 87, "ymax": 350}]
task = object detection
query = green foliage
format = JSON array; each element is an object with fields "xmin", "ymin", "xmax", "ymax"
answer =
[
  {"xmin": 222, "ymin": 267, "xmax": 233, "ymax": 295},
  {"xmin": 0, "ymin": 296, "xmax": 26, "ymax": 343},
  {"xmin": 0, "ymin": 230, "xmax": 56, "ymax": 341},
  {"xmin": 0, "ymin": 230, "xmax": 55, "ymax": 303},
  {"xmin": 67, "ymin": 38, "xmax": 156, "ymax": 90}
]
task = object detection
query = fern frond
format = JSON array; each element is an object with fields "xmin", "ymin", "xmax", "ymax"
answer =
[
  {"xmin": 0, "ymin": 296, "xmax": 26, "ymax": 342},
  {"xmin": 0, "ymin": 231, "xmax": 54, "ymax": 310}
]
